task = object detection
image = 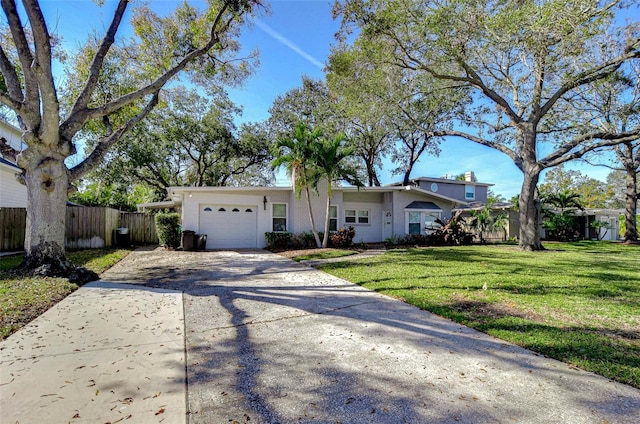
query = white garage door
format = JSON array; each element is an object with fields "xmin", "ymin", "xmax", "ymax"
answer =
[{"xmin": 199, "ymin": 205, "xmax": 258, "ymax": 249}]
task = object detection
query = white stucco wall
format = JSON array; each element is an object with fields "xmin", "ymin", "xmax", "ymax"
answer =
[
  {"xmin": 0, "ymin": 163, "xmax": 27, "ymax": 208},
  {"xmin": 180, "ymin": 190, "xmax": 281, "ymax": 248}
]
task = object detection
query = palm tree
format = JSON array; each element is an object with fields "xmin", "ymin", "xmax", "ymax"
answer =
[
  {"xmin": 272, "ymin": 122, "xmax": 323, "ymax": 248},
  {"xmin": 311, "ymin": 133, "xmax": 363, "ymax": 247},
  {"xmin": 541, "ymin": 190, "xmax": 584, "ymax": 241}
]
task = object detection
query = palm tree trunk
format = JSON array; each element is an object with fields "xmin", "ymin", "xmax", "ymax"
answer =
[
  {"xmin": 305, "ymin": 185, "xmax": 322, "ymax": 248},
  {"xmin": 322, "ymin": 189, "xmax": 331, "ymax": 248}
]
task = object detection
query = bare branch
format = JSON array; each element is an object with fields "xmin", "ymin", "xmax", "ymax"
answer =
[
  {"xmin": 541, "ymin": 132, "xmax": 640, "ymax": 168},
  {"xmin": 22, "ymin": 0, "xmax": 59, "ymax": 137},
  {"xmin": 69, "ymin": 0, "xmax": 129, "ymax": 117},
  {"xmin": 1, "ymin": 0, "xmax": 40, "ymax": 126},
  {"xmin": 69, "ymin": 92, "xmax": 159, "ymax": 182}
]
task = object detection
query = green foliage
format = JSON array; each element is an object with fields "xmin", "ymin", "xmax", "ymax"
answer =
[
  {"xmin": 468, "ymin": 200, "xmax": 509, "ymax": 243},
  {"xmin": 542, "ymin": 190, "xmax": 584, "ymax": 241},
  {"xmin": 590, "ymin": 220, "xmax": 612, "ymax": 241},
  {"xmin": 264, "ymin": 232, "xmax": 293, "ymax": 250},
  {"xmin": 69, "ymin": 182, "xmax": 153, "ymax": 211},
  {"xmin": 330, "ymin": 226, "xmax": 356, "ymax": 248},
  {"xmin": 155, "ymin": 213, "xmax": 181, "ymax": 249},
  {"xmin": 320, "ymin": 243, "xmax": 640, "ymax": 388},
  {"xmin": 292, "ymin": 231, "xmax": 322, "ymax": 249}
]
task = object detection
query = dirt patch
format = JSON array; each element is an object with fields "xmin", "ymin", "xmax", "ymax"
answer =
[
  {"xmin": 274, "ymin": 248, "xmax": 340, "ymax": 259},
  {"xmin": 450, "ymin": 296, "xmax": 547, "ymax": 323}
]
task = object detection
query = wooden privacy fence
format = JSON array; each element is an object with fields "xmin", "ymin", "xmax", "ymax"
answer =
[
  {"xmin": 0, "ymin": 208, "xmax": 26, "ymax": 252},
  {"xmin": 120, "ymin": 212, "xmax": 158, "ymax": 245},
  {"xmin": 0, "ymin": 207, "xmax": 158, "ymax": 252}
]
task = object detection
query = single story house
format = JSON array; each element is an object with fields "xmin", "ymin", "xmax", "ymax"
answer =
[
  {"xmin": 163, "ymin": 172, "xmax": 491, "ymax": 249},
  {"xmin": 0, "ymin": 119, "xmax": 27, "ymax": 208}
]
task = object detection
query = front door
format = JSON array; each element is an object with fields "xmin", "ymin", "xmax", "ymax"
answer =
[{"xmin": 382, "ymin": 210, "xmax": 392, "ymax": 240}]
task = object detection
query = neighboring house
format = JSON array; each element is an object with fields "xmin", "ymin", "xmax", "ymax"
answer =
[
  {"xmin": 572, "ymin": 209, "xmax": 622, "ymax": 241},
  {"xmin": 0, "ymin": 119, "xmax": 27, "ymax": 208},
  {"xmin": 165, "ymin": 172, "xmax": 486, "ymax": 249}
]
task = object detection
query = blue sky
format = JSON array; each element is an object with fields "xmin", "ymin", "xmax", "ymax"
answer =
[{"xmin": 36, "ymin": 0, "xmax": 634, "ymax": 197}]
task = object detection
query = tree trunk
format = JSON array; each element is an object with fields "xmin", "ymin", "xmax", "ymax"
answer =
[
  {"xmin": 322, "ymin": 190, "xmax": 331, "ymax": 248},
  {"xmin": 22, "ymin": 154, "xmax": 69, "ymax": 267},
  {"xmin": 304, "ymin": 186, "xmax": 322, "ymax": 248},
  {"xmin": 623, "ymin": 165, "xmax": 638, "ymax": 242},
  {"xmin": 518, "ymin": 167, "xmax": 544, "ymax": 251}
]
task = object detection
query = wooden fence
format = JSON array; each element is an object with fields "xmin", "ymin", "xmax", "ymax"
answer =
[
  {"xmin": 120, "ymin": 212, "xmax": 158, "ymax": 245},
  {"xmin": 66, "ymin": 206, "xmax": 120, "ymax": 249},
  {"xmin": 0, "ymin": 207, "xmax": 158, "ymax": 252},
  {"xmin": 0, "ymin": 208, "xmax": 26, "ymax": 252}
]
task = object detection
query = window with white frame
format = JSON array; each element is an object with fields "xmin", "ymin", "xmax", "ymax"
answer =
[
  {"xmin": 345, "ymin": 209, "xmax": 369, "ymax": 224},
  {"xmin": 272, "ymin": 203, "xmax": 287, "ymax": 232},
  {"xmin": 329, "ymin": 205, "xmax": 338, "ymax": 231},
  {"xmin": 408, "ymin": 212, "xmax": 421, "ymax": 234},
  {"xmin": 405, "ymin": 211, "xmax": 442, "ymax": 234},
  {"xmin": 465, "ymin": 185, "xmax": 475, "ymax": 200}
]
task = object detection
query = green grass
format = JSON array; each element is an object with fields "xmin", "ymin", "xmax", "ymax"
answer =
[
  {"xmin": 318, "ymin": 241, "xmax": 640, "ymax": 388},
  {"xmin": 0, "ymin": 248, "xmax": 132, "ymax": 339},
  {"xmin": 292, "ymin": 249, "xmax": 358, "ymax": 262}
]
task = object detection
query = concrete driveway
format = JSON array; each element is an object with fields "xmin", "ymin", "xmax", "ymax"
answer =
[{"xmin": 2, "ymin": 249, "xmax": 640, "ymax": 423}]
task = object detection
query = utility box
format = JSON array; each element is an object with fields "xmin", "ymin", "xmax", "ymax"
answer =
[
  {"xmin": 196, "ymin": 234, "xmax": 207, "ymax": 250},
  {"xmin": 181, "ymin": 230, "xmax": 196, "ymax": 251}
]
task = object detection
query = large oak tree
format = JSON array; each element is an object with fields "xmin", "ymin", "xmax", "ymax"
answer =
[
  {"xmin": 335, "ymin": 0, "xmax": 640, "ymax": 250},
  {"xmin": 0, "ymin": 0, "xmax": 261, "ymax": 275}
]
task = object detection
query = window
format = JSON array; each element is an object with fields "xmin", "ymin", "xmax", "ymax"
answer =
[
  {"xmin": 217, "ymin": 207, "xmax": 226, "ymax": 212},
  {"xmin": 329, "ymin": 205, "xmax": 338, "ymax": 231},
  {"xmin": 405, "ymin": 211, "xmax": 442, "ymax": 235},
  {"xmin": 345, "ymin": 209, "xmax": 369, "ymax": 224},
  {"xmin": 408, "ymin": 212, "xmax": 421, "ymax": 234},
  {"xmin": 245, "ymin": 208, "xmax": 253, "ymax": 213},
  {"xmin": 272, "ymin": 204, "xmax": 287, "ymax": 232},
  {"xmin": 465, "ymin": 185, "xmax": 475, "ymax": 200},
  {"xmin": 232, "ymin": 208, "xmax": 240, "ymax": 212},
  {"xmin": 358, "ymin": 210, "xmax": 369, "ymax": 224},
  {"xmin": 204, "ymin": 207, "xmax": 212, "ymax": 212}
]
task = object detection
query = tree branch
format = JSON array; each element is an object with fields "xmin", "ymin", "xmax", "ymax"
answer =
[
  {"xmin": 61, "ymin": 0, "xmax": 235, "ymax": 139},
  {"xmin": 69, "ymin": 92, "xmax": 159, "ymax": 182},
  {"xmin": 0, "ymin": 43, "xmax": 23, "ymax": 102},
  {"xmin": 69, "ymin": 0, "xmax": 129, "ymax": 117},
  {"xmin": 538, "ymin": 38, "xmax": 640, "ymax": 119},
  {"xmin": 541, "ymin": 130, "xmax": 640, "ymax": 166},
  {"xmin": 541, "ymin": 134, "xmax": 639, "ymax": 169},
  {"xmin": 1, "ymin": 0, "xmax": 40, "ymax": 128},
  {"xmin": 22, "ymin": 0, "xmax": 59, "ymax": 139}
]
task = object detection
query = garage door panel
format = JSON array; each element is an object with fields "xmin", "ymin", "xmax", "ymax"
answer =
[{"xmin": 199, "ymin": 205, "xmax": 257, "ymax": 249}]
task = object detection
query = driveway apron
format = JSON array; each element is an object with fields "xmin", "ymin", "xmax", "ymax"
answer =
[{"xmin": 97, "ymin": 249, "xmax": 640, "ymax": 424}]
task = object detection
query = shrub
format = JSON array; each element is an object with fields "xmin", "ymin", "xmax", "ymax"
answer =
[
  {"xmin": 401, "ymin": 234, "xmax": 431, "ymax": 246},
  {"xmin": 155, "ymin": 213, "xmax": 181, "ymax": 249},
  {"xmin": 330, "ymin": 226, "xmax": 356, "ymax": 248},
  {"xmin": 265, "ymin": 232, "xmax": 293, "ymax": 250}
]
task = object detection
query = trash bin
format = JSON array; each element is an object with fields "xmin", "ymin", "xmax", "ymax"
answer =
[
  {"xmin": 115, "ymin": 228, "xmax": 130, "ymax": 247},
  {"xmin": 196, "ymin": 234, "xmax": 207, "ymax": 250},
  {"xmin": 181, "ymin": 230, "xmax": 196, "ymax": 251}
]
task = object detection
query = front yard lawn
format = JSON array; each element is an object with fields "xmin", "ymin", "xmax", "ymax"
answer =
[
  {"xmin": 318, "ymin": 241, "xmax": 640, "ymax": 389},
  {"xmin": 0, "ymin": 248, "xmax": 132, "ymax": 339}
]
